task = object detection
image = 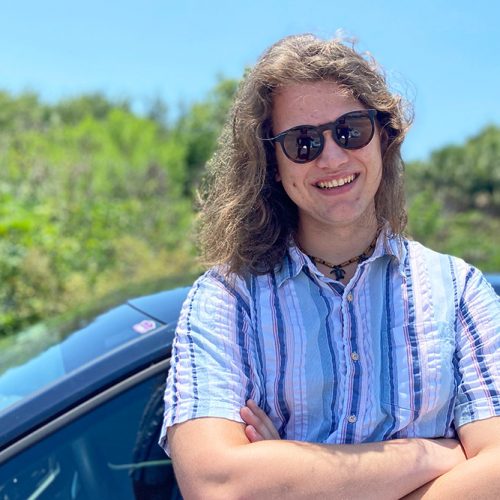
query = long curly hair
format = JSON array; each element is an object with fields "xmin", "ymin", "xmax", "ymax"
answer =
[{"xmin": 199, "ymin": 34, "xmax": 412, "ymax": 275}]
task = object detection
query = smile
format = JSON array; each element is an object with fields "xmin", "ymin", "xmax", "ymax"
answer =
[{"xmin": 316, "ymin": 174, "xmax": 357, "ymax": 189}]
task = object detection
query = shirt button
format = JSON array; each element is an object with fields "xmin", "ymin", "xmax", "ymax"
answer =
[
  {"xmin": 351, "ymin": 352, "xmax": 359, "ymax": 361},
  {"xmin": 346, "ymin": 292, "xmax": 353, "ymax": 302},
  {"xmin": 348, "ymin": 415, "xmax": 357, "ymax": 423}
]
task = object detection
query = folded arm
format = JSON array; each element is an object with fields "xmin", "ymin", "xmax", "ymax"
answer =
[
  {"xmin": 168, "ymin": 414, "xmax": 465, "ymax": 500},
  {"xmin": 403, "ymin": 416, "xmax": 500, "ymax": 499},
  {"xmin": 242, "ymin": 401, "xmax": 500, "ymax": 499}
]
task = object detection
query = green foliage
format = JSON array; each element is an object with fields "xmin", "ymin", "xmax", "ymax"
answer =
[
  {"xmin": 0, "ymin": 81, "xmax": 497, "ymax": 336},
  {"xmin": 406, "ymin": 125, "xmax": 500, "ymax": 215},
  {"xmin": 406, "ymin": 125, "xmax": 500, "ymax": 271},
  {"xmin": 51, "ymin": 93, "xmax": 131, "ymax": 125},
  {"xmin": 175, "ymin": 78, "xmax": 238, "ymax": 194},
  {"xmin": 0, "ymin": 91, "xmax": 47, "ymax": 133},
  {"xmin": 0, "ymin": 82, "xmax": 237, "ymax": 336}
]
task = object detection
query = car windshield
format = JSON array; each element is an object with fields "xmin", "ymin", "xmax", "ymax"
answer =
[{"xmin": 0, "ymin": 305, "xmax": 161, "ymax": 414}]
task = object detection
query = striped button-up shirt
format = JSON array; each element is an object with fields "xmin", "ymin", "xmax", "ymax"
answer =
[{"xmin": 160, "ymin": 234, "xmax": 500, "ymax": 453}]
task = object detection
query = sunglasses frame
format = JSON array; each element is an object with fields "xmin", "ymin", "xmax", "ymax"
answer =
[{"xmin": 266, "ymin": 109, "xmax": 378, "ymax": 164}]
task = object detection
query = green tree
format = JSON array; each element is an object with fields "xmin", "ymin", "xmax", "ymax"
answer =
[
  {"xmin": 175, "ymin": 78, "xmax": 238, "ymax": 194},
  {"xmin": 1, "ymin": 84, "xmax": 496, "ymax": 336},
  {"xmin": 406, "ymin": 125, "xmax": 500, "ymax": 271},
  {"xmin": 0, "ymin": 81, "xmax": 237, "ymax": 336},
  {"xmin": 406, "ymin": 125, "xmax": 500, "ymax": 215}
]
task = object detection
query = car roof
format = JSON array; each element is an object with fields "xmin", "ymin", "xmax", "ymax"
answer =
[
  {"xmin": 485, "ymin": 273, "xmax": 500, "ymax": 295},
  {"xmin": 0, "ymin": 286, "xmax": 190, "ymax": 450},
  {"xmin": 127, "ymin": 287, "xmax": 191, "ymax": 323}
]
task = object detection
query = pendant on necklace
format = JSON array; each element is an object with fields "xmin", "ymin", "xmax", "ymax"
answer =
[{"xmin": 331, "ymin": 266, "xmax": 346, "ymax": 280}]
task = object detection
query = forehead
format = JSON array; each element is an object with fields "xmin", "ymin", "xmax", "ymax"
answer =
[{"xmin": 272, "ymin": 81, "xmax": 362, "ymax": 130}]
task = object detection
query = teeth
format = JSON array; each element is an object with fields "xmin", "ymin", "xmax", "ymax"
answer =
[{"xmin": 317, "ymin": 174, "xmax": 355, "ymax": 189}]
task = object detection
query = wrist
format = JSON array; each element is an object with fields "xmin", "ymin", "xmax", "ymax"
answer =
[{"xmin": 421, "ymin": 438, "xmax": 466, "ymax": 475}]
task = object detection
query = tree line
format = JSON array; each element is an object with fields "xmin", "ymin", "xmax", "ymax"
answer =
[{"xmin": 0, "ymin": 83, "xmax": 498, "ymax": 336}]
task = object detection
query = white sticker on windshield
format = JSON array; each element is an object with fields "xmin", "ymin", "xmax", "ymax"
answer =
[{"xmin": 133, "ymin": 320, "xmax": 157, "ymax": 334}]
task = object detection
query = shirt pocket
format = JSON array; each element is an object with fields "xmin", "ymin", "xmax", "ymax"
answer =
[{"xmin": 379, "ymin": 320, "xmax": 455, "ymax": 433}]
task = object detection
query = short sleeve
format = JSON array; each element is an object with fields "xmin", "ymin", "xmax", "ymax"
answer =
[
  {"xmin": 454, "ymin": 267, "xmax": 500, "ymax": 428},
  {"xmin": 159, "ymin": 270, "xmax": 261, "ymax": 455}
]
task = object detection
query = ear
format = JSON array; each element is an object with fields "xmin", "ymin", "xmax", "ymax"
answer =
[{"xmin": 275, "ymin": 169, "xmax": 281, "ymax": 182}]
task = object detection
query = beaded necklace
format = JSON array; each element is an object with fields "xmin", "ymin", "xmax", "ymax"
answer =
[{"xmin": 306, "ymin": 234, "xmax": 378, "ymax": 281}]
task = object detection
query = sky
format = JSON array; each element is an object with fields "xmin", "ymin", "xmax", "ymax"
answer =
[{"xmin": 0, "ymin": 0, "xmax": 499, "ymax": 161}]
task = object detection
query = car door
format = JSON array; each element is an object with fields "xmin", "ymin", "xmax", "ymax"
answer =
[{"xmin": 0, "ymin": 359, "xmax": 181, "ymax": 499}]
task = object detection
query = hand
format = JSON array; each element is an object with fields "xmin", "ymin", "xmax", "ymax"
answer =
[{"xmin": 240, "ymin": 399, "xmax": 281, "ymax": 442}]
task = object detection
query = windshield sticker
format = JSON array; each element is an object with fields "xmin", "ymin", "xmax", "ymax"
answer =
[{"xmin": 133, "ymin": 320, "xmax": 157, "ymax": 334}]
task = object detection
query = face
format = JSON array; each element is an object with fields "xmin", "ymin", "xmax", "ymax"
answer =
[{"xmin": 272, "ymin": 81, "xmax": 383, "ymax": 238}]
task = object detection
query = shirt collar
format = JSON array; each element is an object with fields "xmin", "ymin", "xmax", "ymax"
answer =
[
  {"xmin": 274, "ymin": 245, "xmax": 311, "ymax": 288},
  {"xmin": 372, "ymin": 227, "xmax": 405, "ymax": 263},
  {"xmin": 275, "ymin": 227, "xmax": 406, "ymax": 287},
  {"xmin": 369, "ymin": 229, "xmax": 407, "ymax": 278}
]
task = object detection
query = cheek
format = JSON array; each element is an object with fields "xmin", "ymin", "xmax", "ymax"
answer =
[
  {"xmin": 373, "ymin": 156, "xmax": 384, "ymax": 182},
  {"xmin": 276, "ymin": 154, "xmax": 304, "ymax": 193},
  {"xmin": 280, "ymin": 177, "xmax": 302, "ymax": 205}
]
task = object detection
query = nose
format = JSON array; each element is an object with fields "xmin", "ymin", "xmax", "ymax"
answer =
[{"xmin": 316, "ymin": 131, "xmax": 350, "ymax": 169}]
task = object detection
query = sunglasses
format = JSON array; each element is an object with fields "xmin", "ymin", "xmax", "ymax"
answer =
[{"xmin": 266, "ymin": 109, "xmax": 377, "ymax": 164}]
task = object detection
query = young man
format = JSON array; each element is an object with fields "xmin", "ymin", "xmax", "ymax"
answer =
[{"xmin": 160, "ymin": 34, "xmax": 500, "ymax": 498}]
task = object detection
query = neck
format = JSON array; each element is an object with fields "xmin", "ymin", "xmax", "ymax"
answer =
[{"xmin": 296, "ymin": 216, "xmax": 380, "ymax": 266}]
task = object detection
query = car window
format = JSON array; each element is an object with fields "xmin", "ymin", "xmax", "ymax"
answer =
[{"xmin": 0, "ymin": 370, "xmax": 181, "ymax": 499}]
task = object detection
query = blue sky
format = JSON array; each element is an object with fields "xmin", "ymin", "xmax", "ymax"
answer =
[{"xmin": 1, "ymin": 0, "xmax": 499, "ymax": 161}]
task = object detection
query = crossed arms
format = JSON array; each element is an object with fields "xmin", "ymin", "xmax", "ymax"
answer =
[
  {"xmin": 168, "ymin": 401, "xmax": 500, "ymax": 499},
  {"xmin": 167, "ymin": 269, "xmax": 500, "ymax": 498}
]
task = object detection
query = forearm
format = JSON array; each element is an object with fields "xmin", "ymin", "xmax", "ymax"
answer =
[
  {"xmin": 233, "ymin": 438, "xmax": 463, "ymax": 499},
  {"xmin": 182, "ymin": 438, "xmax": 465, "ymax": 500},
  {"xmin": 404, "ymin": 447, "xmax": 500, "ymax": 499}
]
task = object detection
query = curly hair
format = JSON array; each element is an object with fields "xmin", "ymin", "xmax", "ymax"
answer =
[{"xmin": 199, "ymin": 34, "xmax": 413, "ymax": 276}]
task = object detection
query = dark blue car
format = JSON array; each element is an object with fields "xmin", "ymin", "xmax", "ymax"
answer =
[
  {"xmin": 0, "ymin": 286, "xmax": 190, "ymax": 499},
  {"xmin": 1, "ymin": 276, "xmax": 499, "ymax": 499}
]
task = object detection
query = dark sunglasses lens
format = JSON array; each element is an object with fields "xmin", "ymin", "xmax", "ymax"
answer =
[
  {"xmin": 335, "ymin": 114, "xmax": 373, "ymax": 149},
  {"xmin": 283, "ymin": 127, "xmax": 322, "ymax": 162}
]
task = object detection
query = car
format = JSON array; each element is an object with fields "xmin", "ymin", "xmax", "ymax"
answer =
[
  {"xmin": 486, "ymin": 273, "xmax": 500, "ymax": 295},
  {"xmin": 0, "ymin": 286, "xmax": 191, "ymax": 499},
  {"xmin": 1, "ymin": 275, "xmax": 499, "ymax": 499}
]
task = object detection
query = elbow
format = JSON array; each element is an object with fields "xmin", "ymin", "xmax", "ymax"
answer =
[
  {"xmin": 178, "ymin": 476, "xmax": 247, "ymax": 500},
  {"xmin": 174, "ymin": 461, "xmax": 255, "ymax": 500},
  {"xmin": 174, "ymin": 460, "xmax": 248, "ymax": 500},
  {"xmin": 182, "ymin": 484, "xmax": 245, "ymax": 500}
]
